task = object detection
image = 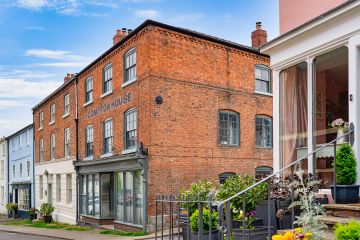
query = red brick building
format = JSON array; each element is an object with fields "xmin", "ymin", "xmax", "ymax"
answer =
[
  {"xmin": 33, "ymin": 20, "xmax": 272, "ymax": 231},
  {"xmin": 33, "ymin": 74, "xmax": 78, "ymax": 224}
]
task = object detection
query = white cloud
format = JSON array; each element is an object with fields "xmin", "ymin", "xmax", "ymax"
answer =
[
  {"xmin": 25, "ymin": 25, "xmax": 48, "ymax": 31},
  {"xmin": 32, "ymin": 62, "xmax": 89, "ymax": 67},
  {"xmin": 16, "ymin": 0, "xmax": 49, "ymax": 10},
  {"xmin": 135, "ymin": 9, "xmax": 158, "ymax": 19},
  {"xmin": 0, "ymin": 78, "xmax": 61, "ymax": 98},
  {"xmin": 0, "ymin": 119, "xmax": 32, "ymax": 138},
  {"xmin": 0, "ymin": 100, "xmax": 30, "ymax": 109}
]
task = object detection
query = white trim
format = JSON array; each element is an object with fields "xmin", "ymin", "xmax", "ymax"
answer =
[
  {"xmin": 348, "ymin": 33, "xmax": 360, "ymax": 185},
  {"xmin": 122, "ymin": 148, "xmax": 136, "ymax": 155},
  {"xmin": 83, "ymin": 156, "xmax": 94, "ymax": 161},
  {"xmin": 83, "ymin": 100, "xmax": 93, "ymax": 107},
  {"xmin": 100, "ymin": 90, "xmax": 113, "ymax": 98},
  {"xmin": 62, "ymin": 113, "xmax": 70, "ymax": 119},
  {"xmin": 38, "ymin": 127, "xmax": 43, "ymax": 131},
  {"xmin": 307, "ymin": 57, "xmax": 315, "ymax": 174},
  {"xmin": 121, "ymin": 78, "xmax": 137, "ymax": 88},
  {"xmin": 49, "ymin": 121, "xmax": 55, "ymax": 126},
  {"xmin": 254, "ymin": 91, "xmax": 273, "ymax": 97},
  {"xmin": 272, "ymin": 70, "xmax": 280, "ymax": 174},
  {"xmin": 100, "ymin": 152, "xmax": 113, "ymax": 158}
]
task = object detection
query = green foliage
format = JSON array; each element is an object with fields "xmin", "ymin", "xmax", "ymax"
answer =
[
  {"xmin": 335, "ymin": 221, "xmax": 360, "ymax": 240},
  {"xmin": 288, "ymin": 170, "xmax": 326, "ymax": 240},
  {"xmin": 5, "ymin": 219, "xmax": 92, "ymax": 231},
  {"xmin": 189, "ymin": 209, "xmax": 219, "ymax": 232},
  {"xmin": 6, "ymin": 203, "xmax": 18, "ymax": 212},
  {"xmin": 217, "ymin": 175, "xmax": 267, "ymax": 212},
  {"xmin": 99, "ymin": 230, "xmax": 148, "ymax": 236},
  {"xmin": 180, "ymin": 180, "xmax": 216, "ymax": 215},
  {"xmin": 27, "ymin": 208, "xmax": 38, "ymax": 215},
  {"xmin": 336, "ymin": 144, "xmax": 357, "ymax": 185},
  {"xmin": 39, "ymin": 203, "xmax": 55, "ymax": 216}
]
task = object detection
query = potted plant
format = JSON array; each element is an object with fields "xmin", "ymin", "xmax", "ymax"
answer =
[
  {"xmin": 40, "ymin": 203, "xmax": 54, "ymax": 223},
  {"xmin": 189, "ymin": 208, "xmax": 219, "ymax": 240},
  {"xmin": 331, "ymin": 118, "xmax": 349, "ymax": 144},
  {"xmin": 217, "ymin": 175, "xmax": 266, "ymax": 230},
  {"xmin": 331, "ymin": 144, "xmax": 359, "ymax": 204},
  {"xmin": 28, "ymin": 208, "xmax": 38, "ymax": 221},
  {"xmin": 6, "ymin": 203, "xmax": 18, "ymax": 219}
]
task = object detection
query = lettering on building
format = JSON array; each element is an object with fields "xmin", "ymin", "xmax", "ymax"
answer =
[{"xmin": 86, "ymin": 92, "xmax": 133, "ymax": 119}]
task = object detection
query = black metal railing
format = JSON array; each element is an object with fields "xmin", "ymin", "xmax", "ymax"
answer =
[{"xmin": 217, "ymin": 126, "xmax": 354, "ymax": 240}]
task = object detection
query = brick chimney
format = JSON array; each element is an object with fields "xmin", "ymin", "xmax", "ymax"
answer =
[
  {"xmin": 113, "ymin": 28, "xmax": 129, "ymax": 45},
  {"xmin": 64, "ymin": 73, "xmax": 74, "ymax": 83},
  {"xmin": 251, "ymin": 22, "xmax": 267, "ymax": 48}
]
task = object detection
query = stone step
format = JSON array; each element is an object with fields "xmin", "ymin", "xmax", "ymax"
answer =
[
  {"xmin": 323, "ymin": 204, "xmax": 360, "ymax": 219},
  {"xmin": 97, "ymin": 225, "xmax": 115, "ymax": 230},
  {"xmin": 319, "ymin": 215, "xmax": 356, "ymax": 226}
]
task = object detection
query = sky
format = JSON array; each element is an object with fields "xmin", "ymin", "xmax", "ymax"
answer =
[{"xmin": 0, "ymin": 0, "xmax": 279, "ymax": 137}]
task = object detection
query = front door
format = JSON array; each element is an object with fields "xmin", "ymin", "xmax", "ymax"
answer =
[{"xmin": 47, "ymin": 184, "xmax": 52, "ymax": 205}]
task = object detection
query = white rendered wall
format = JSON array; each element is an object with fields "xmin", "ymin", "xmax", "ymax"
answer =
[
  {"xmin": 0, "ymin": 141, "xmax": 7, "ymax": 214},
  {"xmin": 35, "ymin": 158, "xmax": 77, "ymax": 224}
]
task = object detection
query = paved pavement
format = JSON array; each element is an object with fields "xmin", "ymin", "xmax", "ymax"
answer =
[{"xmin": 0, "ymin": 231, "xmax": 60, "ymax": 240}]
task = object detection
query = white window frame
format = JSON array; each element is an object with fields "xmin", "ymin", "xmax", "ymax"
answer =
[
  {"xmin": 56, "ymin": 174, "xmax": 61, "ymax": 202},
  {"xmin": 64, "ymin": 94, "xmax": 70, "ymax": 116},
  {"xmin": 124, "ymin": 108, "xmax": 137, "ymax": 151},
  {"xmin": 66, "ymin": 174, "xmax": 72, "ymax": 204},
  {"xmin": 39, "ymin": 139, "xmax": 44, "ymax": 162},
  {"xmin": 26, "ymin": 160, "xmax": 30, "ymax": 177},
  {"xmin": 103, "ymin": 119, "xmax": 113, "ymax": 154},
  {"xmin": 102, "ymin": 64, "xmax": 113, "ymax": 95},
  {"xmin": 26, "ymin": 129, "xmax": 30, "ymax": 145},
  {"xmin": 50, "ymin": 134, "xmax": 55, "ymax": 160},
  {"xmin": 85, "ymin": 125, "xmax": 94, "ymax": 158},
  {"xmin": 19, "ymin": 163, "xmax": 22, "ymax": 178},
  {"xmin": 39, "ymin": 175, "xmax": 43, "ymax": 200},
  {"xmin": 12, "ymin": 164, "xmax": 15, "ymax": 178},
  {"xmin": 255, "ymin": 65, "xmax": 272, "ymax": 94},
  {"xmin": 39, "ymin": 112, "xmax": 44, "ymax": 129},
  {"xmin": 0, "ymin": 160, "xmax": 4, "ymax": 180},
  {"xmin": 64, "ymin": 128, "xmax": 70, "ymax": 158},
  {"xmin": 123, "ymin": 48, "xmax": 137, "ymax": 86},
  {"xmin": 50, "ymin": 104, "xmax": 56, "ymax": 124},
  {"xmin": 85, "ymin": 77, "xmax": 93, "ymax": 104}
]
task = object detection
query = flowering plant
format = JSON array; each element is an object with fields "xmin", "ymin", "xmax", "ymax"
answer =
[
  {"xmin": 232, "ymin": 208, "xmax": 256, "ymax": 229},
  {"xmin": 331, "ymin": 118, "xmax": 348, "ymax": 129},
  {"xmin": 272, "ymin": 228, "xmax": 313, "ymax": 240}
]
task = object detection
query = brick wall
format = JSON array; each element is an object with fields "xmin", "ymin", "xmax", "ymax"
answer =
[{"xmin": 33, "ymin": 81, "xmax": 77, "ymax": 163}]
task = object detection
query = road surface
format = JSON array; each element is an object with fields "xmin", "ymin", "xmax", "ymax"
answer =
[{"xmin": 0, "ymin": 231, "xmax": 61, "ymax": 240}]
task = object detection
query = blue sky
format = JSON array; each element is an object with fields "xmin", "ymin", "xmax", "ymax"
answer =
[{"xmin": 0, "ymin": 0, "xmax": 279, "ymax": 137}]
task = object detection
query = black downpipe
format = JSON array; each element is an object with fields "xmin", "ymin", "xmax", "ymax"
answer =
[{"xmin": 74, "ymin": 75, "xmax": 80, "ymax": 224}]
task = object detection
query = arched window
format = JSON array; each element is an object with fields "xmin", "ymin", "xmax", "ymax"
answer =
[
  {"xmin": 255, "ymin": 166, "xmax": 273, "ymax": 180},
  {"xmin": 255, "ymin": 65, "xmax": 271, "ymax": 94},
  {"xmin": 218, "ymin": 111, "xmax": 240, "ymax": 146},
  {"xmin": 255, "ymin": 115, "xmax": 272, "ymax": 148},
  {"xmin": 218, "ymin": 172, "xmax": 236, "ymax": 184}
]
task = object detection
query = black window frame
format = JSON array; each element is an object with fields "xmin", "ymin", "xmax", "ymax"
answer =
[
  {"xmin": 255, "ymin": 64, "xmax": 272, "ymax": 94},
  {"xmin": 218, "ymin": 111, "xmax": 240, "ymax": 146},
  {"xmin": 255, "ymin": 115, "xmax": 273, "ymax": 148}
]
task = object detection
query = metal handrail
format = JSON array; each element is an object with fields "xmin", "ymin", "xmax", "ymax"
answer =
[
  {"xmin": 217, "ymin": 129, "xmax": 353, "ymax": 206},
  {"xmin": 217, "ymin": 128, "xmax": 354, "ymax": 240}
]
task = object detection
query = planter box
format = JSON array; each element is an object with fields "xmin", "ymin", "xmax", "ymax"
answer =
[
  {"xmin": 190, "ymin": 229, "xmax": 219, "ymax": 240},
  {"xmin": 232, "ymin": 227, "xmax": 272, "ymax": 240},
  {"xmin": 331, "ymin": 185, "xmax": 360, "ymax": 204},
  {"xmin": 232, "ymin": 218, "xmax": 263, "ymax": 229}
]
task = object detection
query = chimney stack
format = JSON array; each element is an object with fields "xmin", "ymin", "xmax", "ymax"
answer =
[
  {"xmin": 113, "ymin": 28, "xmax": 129, "ymax": 45},
  {"xmin": 251, "ymin": 22, "xmax": 267, "ymax": 48},
  {"xmin": 64, "ymin": 73, "xmax": 74, "ymax": 83}
]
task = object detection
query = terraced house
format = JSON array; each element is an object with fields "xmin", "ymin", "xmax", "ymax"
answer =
[
  {"xmin": 33, "ymin": 74, "xmax": 77, "ymax": 224},
  {"xmin": 33, "ymin": 20, "xmax": 273, "ymax": 231}
]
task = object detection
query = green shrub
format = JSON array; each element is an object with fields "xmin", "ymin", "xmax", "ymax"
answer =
[
  {"xmin": 336, "ymin": 144, "xmax": 357, "ymax": 185},
  {"xmin": 217, "ymin": 175, "xmax": 267, "ymax": 213},
  {"xmin": 189, "ymin": 209, "xmax": 219, "ymax": 232},
  {"xmin": 6, "ymin": 203, "xmax": 18, "ymax": 213},
  {"xmin": 180, "ymin": 180, "xmax": 216, "ymax": 215},
  {"xmin": 39, "ymin": 203, "xmax": 54, "ymax": 216},
  {"xmin": 335, "ymin": 221, "xmax": 360, "ymax": 239}
]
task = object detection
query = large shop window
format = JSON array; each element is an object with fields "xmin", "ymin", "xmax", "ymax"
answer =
[
  {"xmin": 124, "ymin": 109, "xmax": 137, "ymax": 150},
  {"xmin": 116, "ymin": 170, "xmax": 143, "ymax": 225},
  {"xmin": 18, "ymin": 188, "xmax": 30, "ymax": 210},
  {"xmin": 80, "ymin": 174, "xmax": 100, "ymax": 217},
  {"xmin": 218, "ymin": 111, "xmax": 240, "ymax": 146}
]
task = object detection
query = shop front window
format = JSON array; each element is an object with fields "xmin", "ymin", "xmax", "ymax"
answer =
[
  {"xmin": 80, "ymin": 174, "xmax": 100, "ymax": 218},
  {"xmin": 18, "ymin": 188, "xmax": 30, "ymax": 210},
  {"xmin": 116, "ymin": 170, "xmax": 143, "ymax": 225}
]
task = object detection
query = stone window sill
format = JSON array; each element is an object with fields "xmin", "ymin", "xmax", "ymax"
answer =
[
  {"xmin": 49, "ymin": 121, "xmax": 55, "ymax": 126},
  {"xmin": 254, "ymin": 91, "xmax": 273, "ymax": 97},
  {"xmin": 84, "ymin": 156, "xmax": 94, "ymax": 161},
  {"xmin": 121, "ymin": 78, "xmax": 137, "ymax": 88},
  {"xmin": 100, "ymin": 152, "xmax": 113, "ymax": 158},
  {"xmin": 83, "ymin": 100, "xmax": 93, "ymax": 107},
  {"xmin": 101, "ymin": 90, "xmax": 113, "ymax": 99},
  {"xmin": 122, "ymin": 148, "xmax": 136, "ymax": 155},
  {"xmin": 62, "ymin": 113, "xmax": 70, "ymax": 119}
]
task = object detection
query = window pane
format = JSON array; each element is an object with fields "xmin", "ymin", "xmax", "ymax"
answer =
[
  {"xmin": 134, "ymin": 171, "xmax": 143, "ymax": 225},
  {"xmin": 116, "ymin": 172, "xmax": 124, "ymax": 221},
  {"xmin": 125, "ymin": 172, "xmax": 133, "ymax": 223},
  {"xmin": 94, "ymin": 174, "xmax": 100, "ymax": 217},
  {"xmin": 87, "ymin": 175, "xmax": 93, "ymax": 215},
  {"xmin": 218, "ymin": 112, "xmax": 239, "ymax": 146}
]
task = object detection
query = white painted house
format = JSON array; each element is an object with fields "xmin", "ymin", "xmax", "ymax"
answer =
[
  {"xmin": 0, "ymin": 138, "xmax": 7, "ymax": 214},
  {"xmin": 261, "ymin": 0, "xmax": 360, "ymax": 186}
]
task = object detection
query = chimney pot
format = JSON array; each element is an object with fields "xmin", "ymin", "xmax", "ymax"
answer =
[
  {"xmin": 251, "ymin": 22, "xmax": 267, "ymax": 48},
  {"xmin": 64, "ymin": 73, "xmax": 74, "ymax": 83},
  {"xmin": 127, "ymin": 29, "xmax": 133, "ymax": 34},
  {"xmin": 113, "ymin": 28, "xmax": 126, "ymax": 45}
]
